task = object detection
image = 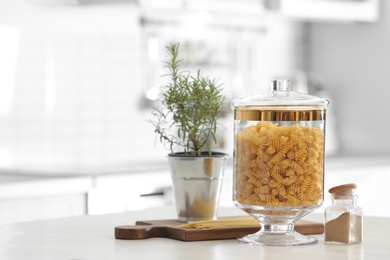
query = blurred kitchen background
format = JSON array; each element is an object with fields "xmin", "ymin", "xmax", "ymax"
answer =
[{"xmin": 1, "ymin": 0, "xmax": 389, "ymax": 225}]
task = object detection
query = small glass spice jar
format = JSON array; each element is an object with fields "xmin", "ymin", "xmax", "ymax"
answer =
[{"xmin": 324, "ymin": 183, "xmax": 363, "ymax": 245}]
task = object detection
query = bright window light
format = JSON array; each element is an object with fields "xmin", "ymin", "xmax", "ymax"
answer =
[{"xmin": 0, "ymin": 26, "xmax": 19, "ymax": 114}]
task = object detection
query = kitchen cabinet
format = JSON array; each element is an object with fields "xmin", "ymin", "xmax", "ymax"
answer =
[
  {"xmin": 279, "ymin": 0, "xmax": 380, "ymax": 23},
  {"xmin": 1, "ymin": 153, "xmax": 389, "ymax": 225},
  {"xmin": 0, "ymin": 174, "xmax": 91, "ymax": 225},
  {"xmin": 87, "ymin": 170, "xmax": 173, "ymax": 215}
]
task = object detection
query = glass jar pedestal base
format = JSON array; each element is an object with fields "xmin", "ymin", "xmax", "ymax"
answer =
[
  {"xmin": 238, "ymin": 225, "xmax": 317, "ymax": 246},
  {"xmin": 236, "ymin": 206, "xmax": 319, "ymax": 246}
]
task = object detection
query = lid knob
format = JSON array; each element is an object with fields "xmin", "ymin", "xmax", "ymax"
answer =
[{"xmin": 271, "ymin": 79, "xmax": 290, "ymax": 92}]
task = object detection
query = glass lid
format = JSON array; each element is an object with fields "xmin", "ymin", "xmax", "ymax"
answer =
[{"xmin": 232, "ymin": 79, "xmax": 330, "ymax": 109}]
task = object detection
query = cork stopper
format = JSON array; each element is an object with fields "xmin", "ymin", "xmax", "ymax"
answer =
[{"xmin": 329, "ymin": 183, "xmax": 357, "ymax": 198}]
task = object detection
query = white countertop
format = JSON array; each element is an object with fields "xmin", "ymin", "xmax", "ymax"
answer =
[{"xmin": 1, "ymin": 206, "xmax": 389, "ymax": 259}]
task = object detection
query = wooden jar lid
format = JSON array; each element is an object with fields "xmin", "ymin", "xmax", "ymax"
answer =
[{"xmin": 328, "ymin": 183, "xmax": 357, "ymax": 197}]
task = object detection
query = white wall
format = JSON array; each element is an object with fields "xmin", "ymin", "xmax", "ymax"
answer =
[
  {"xmin": 308, "ymin": 1, "xmax": 390, "ymax": 155},
  {"xmin": 0, "ymin": 2, "xmax": 308, "ymax": 173},
  {"xmin": 0, "ymin": 3, "xmax": 165, "ymax": 172}
]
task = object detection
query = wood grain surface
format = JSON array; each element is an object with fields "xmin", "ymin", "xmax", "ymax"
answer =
[{"xmin": 115, "ymin": 218, "xmax": 324, "ymax": 241}]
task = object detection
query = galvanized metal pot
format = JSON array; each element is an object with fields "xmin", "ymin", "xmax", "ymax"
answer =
[{"xmin": 168, "ymin": 152, "xmax": 228, "ymax": 222}]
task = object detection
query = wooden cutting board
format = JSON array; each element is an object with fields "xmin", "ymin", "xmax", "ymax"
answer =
[{"xmin": 115, "ymin": 218, "xmax": 324, "ymax": 241}]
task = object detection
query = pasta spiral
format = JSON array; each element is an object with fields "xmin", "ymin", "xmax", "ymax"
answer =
[{"xmin": 234, "ymin": 121, "xmax": 324, "ymax": 207}]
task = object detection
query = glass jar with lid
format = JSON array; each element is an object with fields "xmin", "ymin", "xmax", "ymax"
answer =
[
  {"xmin": 231, "ymin": 79, "xmax": 330, "ymax": 246},
  {"xmin": 325, "ymin": 183, "xmax": 363, "ymax": 244}
]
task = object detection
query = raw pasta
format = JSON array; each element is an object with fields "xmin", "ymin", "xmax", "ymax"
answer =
[
  {"xmin": 177, "ymin": 216, "xmax": 259, "ymax": 230},
  {"xmin": 234, "ymin": 121, "xmax": 324, "ymax": 207}
]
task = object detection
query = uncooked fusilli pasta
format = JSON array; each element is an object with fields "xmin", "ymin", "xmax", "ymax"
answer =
[{"xmin": 234, "ymin": 121, "xmax": 324, "ymax": 207}]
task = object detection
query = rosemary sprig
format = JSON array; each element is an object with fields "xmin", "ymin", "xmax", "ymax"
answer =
[{"xmin": 151, "ymin": 42, "xmax": 225, "ymax": 156}]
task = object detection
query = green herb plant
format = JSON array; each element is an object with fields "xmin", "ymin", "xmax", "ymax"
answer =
[{"xmin": 151, "ymin": 42, "xmax": 225, "ymax": 156}]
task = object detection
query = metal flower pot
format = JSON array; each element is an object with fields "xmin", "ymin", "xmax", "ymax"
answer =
[{"xmin": 168, "ymin": 152, "xmax": 228, "ymax": 222}]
